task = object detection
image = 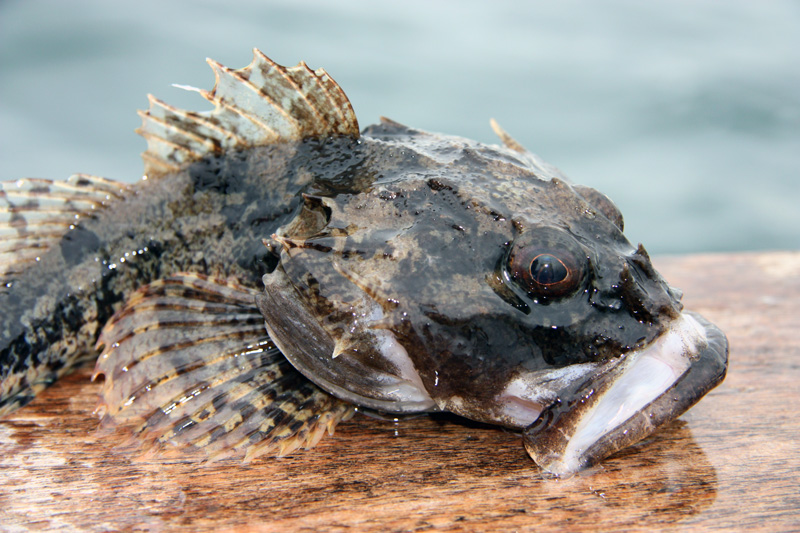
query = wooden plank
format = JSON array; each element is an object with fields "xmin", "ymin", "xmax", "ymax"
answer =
[{"xmin": 1, "ymin": 251, "xmax": 798, "ymax": 532}]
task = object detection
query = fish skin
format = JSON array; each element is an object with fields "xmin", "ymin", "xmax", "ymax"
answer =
[
  {"xmin": 0, "ymin": 143, "xmax": 314, "ymax": 414},
  {"xmin": 0, "ymin": 51, "xmax": 727, "ymax": 474},
  {"xmin": 259, "ymin": 119, "xmax": 686, "ymax": 427}
]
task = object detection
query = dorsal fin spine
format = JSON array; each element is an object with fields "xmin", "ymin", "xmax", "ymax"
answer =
[
  {"xmin": 137, "ymin": 107, "xmax": 218, "ymax": 153},
  {"xmin": 137, "ymin": 117, "xmax": 211, "ymax": 159},
  {"xmin": 290, "ymin": 61, "xmax": 334, "ymax": 131},
  {"xmin": 138, "ymin": 131, "xmax": 204, "ymax": 166},
  {"xmin": 147, "ymin": 95, "xmax": 247, "ymax": 148},
  {"xmin": 490, "ymin": 118, "xmax": 527, "ymax": 153},
  {"xmin": 140, "ymin": 152, "xmax": 179, "ymax": 175},
  {"xmin": 137, "ymin": 49, "xmax": 360, "ymax": 178},
  {"xmin": 204, "ymin": 58, "xmax": 287, "ymax": 138},
  {"xmin": 314, "ymin": 68, "xmax": 350, "ymax": 125},
  {"xmin": 258, "ymin": 52, "xmax": 327, "ymax": 131},
  {"xmin": 207, "ymin": 91, "xmax": 281, "ymax": 142}
]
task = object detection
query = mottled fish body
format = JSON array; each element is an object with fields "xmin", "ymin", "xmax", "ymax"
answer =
[
  {"xmin": 1, "ymin": 157, "xmax": 293, "ymax": 405},
  {"xmin": 0, "ymin": 51, "xmax": 727, "ymax": 474}
]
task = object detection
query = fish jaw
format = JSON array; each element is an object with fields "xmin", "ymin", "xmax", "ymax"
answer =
[{"xmin": 522, "ymin": 311, "xmax": 728, "ymax": 476}]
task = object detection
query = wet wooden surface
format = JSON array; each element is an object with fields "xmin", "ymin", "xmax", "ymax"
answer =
[{"xmin": 1, "ymin": 251, "xmax": 799, "ymax": 532}]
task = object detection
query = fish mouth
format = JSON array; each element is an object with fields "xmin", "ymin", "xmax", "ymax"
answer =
[{"xmin": 522, "ymin": 311, "xmax": 728, "ymax": 476}]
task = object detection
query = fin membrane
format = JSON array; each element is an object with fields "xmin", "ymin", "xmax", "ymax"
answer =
[
  {"xmin": 94, "ymin": 273, "xmax": 353, "ymax": 460},
  {"xmin": 0, "ymin": 174, "xmax": 129, "ymax": 284},
  {"xmin": 138, "ymin": 49, "xmax": 360, "ymax": 178}
]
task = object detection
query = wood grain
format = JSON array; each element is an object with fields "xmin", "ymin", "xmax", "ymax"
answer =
[{"xmin": 1, "ymin": 251, "xmax": 798, "ymax": 532}]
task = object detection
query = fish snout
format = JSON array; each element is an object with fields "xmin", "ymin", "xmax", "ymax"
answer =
[{"xmin": 522, "ymin": 312, "xmax": 728, "ymax": 476}]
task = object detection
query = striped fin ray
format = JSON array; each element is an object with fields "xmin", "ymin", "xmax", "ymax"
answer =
[
  {"xmin": 0, "ymin": 174, "xmax": 129, "ymax": 284},
  {"xmin": 94, "ymin": 273, "xmax": 353, "ymax": 460},
  {"xmin": 137, "ymin": 49, "xmax": 360, "ymax": 178}
]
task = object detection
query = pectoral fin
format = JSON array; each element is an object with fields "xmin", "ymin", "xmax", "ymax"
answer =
[{"xmin": 93, "ymin": 273, "xmax": 353, "ymax": 460}]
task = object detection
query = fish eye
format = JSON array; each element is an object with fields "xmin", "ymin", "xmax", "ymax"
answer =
[
  {"xmin": 529, "ymin": 254, "xmax": 568, "ymax": 285},
  {"xmin": 507, "ymin": 244, "xmax": 583, "ymax": 299}
]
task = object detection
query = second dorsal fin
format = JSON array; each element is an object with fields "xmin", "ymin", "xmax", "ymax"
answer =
[
  {"xmin": 137, "ymin": 49, "xmax": 360, "ymax": 178},
  {"xmin": 0, "ymin": 174, "xmax": 130, "ymax": 286}
]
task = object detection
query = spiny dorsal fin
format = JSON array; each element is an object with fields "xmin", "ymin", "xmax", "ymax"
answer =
[
  {"xmin": 94, "ymin": 273, "xmax": 353, "ymax": 461},
  {"xmin": 137, "ymin": 49, "xmax": 360, "ymax": 178},
  {"xmin": 490, "ymin": 118, "xmax": 526, "ymax": 153},
  {"xmin": 0, "ymin": 174, "xmax": 130, "ymax": 284}
]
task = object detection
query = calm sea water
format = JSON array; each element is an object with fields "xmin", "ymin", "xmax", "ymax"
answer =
[{"xmin": 1, "ymin": 0, "xmax": 798, "ymax": 254}]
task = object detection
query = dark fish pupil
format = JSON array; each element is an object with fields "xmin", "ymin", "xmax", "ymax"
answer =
[{"xmin": 529, "ymin": 254, "xmax": 568, "ymax": 285}]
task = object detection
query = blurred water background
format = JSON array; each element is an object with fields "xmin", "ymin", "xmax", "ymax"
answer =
[{"xmin": 1, "ymin": 0, "xmax": 798, "ymax": 254}]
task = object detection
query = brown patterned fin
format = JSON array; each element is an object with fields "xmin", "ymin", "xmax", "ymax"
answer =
[
  {"xmin": 0, "ymin": 174, "xmax": 130, "ymax": 285},
  {"xmin": 137, "ymin": 49, "xmax": 360, "ymax": 178},
  {"xmin": 93, "ymin": 273, "xmax": 353, "ymax": 460}
]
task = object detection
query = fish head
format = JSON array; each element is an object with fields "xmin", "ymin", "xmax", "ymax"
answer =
[{"xmin": 257, "ymin": 121, "xmax": 727, "ymax": 475}]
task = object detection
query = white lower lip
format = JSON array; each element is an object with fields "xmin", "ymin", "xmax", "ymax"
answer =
[{"xmin": 547, "ymin": 313, "xmax": 706, "ymax": 474}]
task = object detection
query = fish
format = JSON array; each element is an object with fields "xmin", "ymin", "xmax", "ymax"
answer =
[{"xmin": 0, "ymin": 49, "xmax": 728, "ymax": 475}]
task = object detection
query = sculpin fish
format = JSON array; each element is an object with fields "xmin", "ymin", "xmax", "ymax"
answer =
[{"xmin": 0, "ymin": 50, "xmax": 727, "ymax": 475}]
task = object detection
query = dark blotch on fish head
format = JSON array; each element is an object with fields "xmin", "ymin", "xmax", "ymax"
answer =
[{"xmin": 258, "ymin": 124, "xmax": 698, "ymax": 434}]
